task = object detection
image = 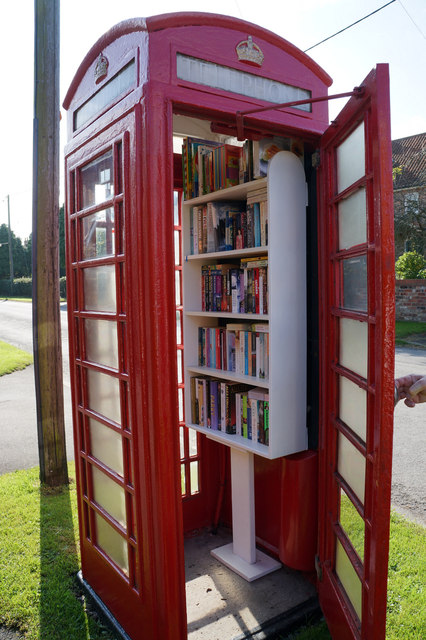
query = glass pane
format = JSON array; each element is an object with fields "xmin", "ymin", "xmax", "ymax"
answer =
[
  {"xmin": 80, "ymin": 150, "xmax": 114, "ymax": 208},
  {"xmin": 340, "ymin": 318, "xmax": 368, "ymax": 379},
  {"xmin": 176, "ymin": 310, "xmax": 182, "ymax": 344},
  {"xmin": 174, "ymin": 230, "xmax": 181, "ymax": 265},
  {"xmin": 174, "ymin": 191, "xmax": 180, "ymax": 226},
  {"xmin": 335, "ymin": 539, "xmax": 362, "ymax": 621},
  {"xmin": 188, "ymin": 429, "xmax": 198, "ymax": 457},
  {"xmin": 92, "ymin": 466, "xmax": 126, "ymax": 528},
  {"xmin": 340, "ymin": 488, "xmax": 365, "ymax": 562},
  {"xmin": 179, "ymin": 427, "xmax": 185, "ymax": 459},
  {"xmin": 337, "ymin": 123, "xmax": 365, "ymax": 193},
  {"xmin": 89, "ymin": 418, "xmax": 124, "ymax": 476},
  {"xmin": 338, "ymin": 188, "xmax": 367, "ymax": 250},
  {"xmin": 337, "ymin": 432, "xmax": 366, "ymax": 505},
  {"xmin": 181, "ymin": 464, "xmax": 186, "ymax": 495},
  {"xmin": 177, "ymin": 350, "xmax": 183, "ymax": 384},
  {"xmin": 339, "ymin": 376, "xmax": 367, "ymax": 442},
  {"xmin": 82, "ymin": 208, "xmax": 115, "ymax": 260},
  {"xmin": 175, "ymin": 270, "xmax": 181, "ymax": 305},
  {"xmin": 190, "ymin": 461, "xmax": 199, "ymax": 495},
  {"xmin": 83, "ymin": 265, "xmax": 116, "ymax": 312},
  {"xmin": 95, "ymin": 512, "xmax": 129, "ymax": 575},
  {"xmin": 343, "ymin": 255, "xmax": 367, "ymax": 312},
  {"xmin": 178, "ymin": 387, "xmax": 184, "ymax": 422},
  {"xmin": 84, "ymin": 318, "xmax": 118, "ymax": 369},
  {"xmin": 87, "ymin": 369, "xmax": 121, "ymax": 424}
]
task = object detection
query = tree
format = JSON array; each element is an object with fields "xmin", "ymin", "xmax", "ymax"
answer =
[
  {"xmin": 394, "ymin": 195, "xmax": 426, "ymax": 257},
  {"xmin": 0, "ymin": 223, "xmax": 32, "ymax": 279},
  {"xmin": 395, "ymin": 251, "xmax": 426, "ymax": 279}
]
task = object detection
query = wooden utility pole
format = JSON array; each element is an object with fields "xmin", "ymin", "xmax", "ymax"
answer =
[{"xmin": 32, "ymin": 0, "xmax": 68, "ymax": 486}]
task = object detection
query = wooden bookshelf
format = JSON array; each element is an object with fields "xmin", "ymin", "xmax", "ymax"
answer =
[{"xmin": 183, "ymin": 151, "xmax": 308, "ymax": 460}]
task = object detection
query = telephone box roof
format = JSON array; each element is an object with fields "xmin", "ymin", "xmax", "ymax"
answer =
[{"xmin": 63, "ymin": 12, "xmax": 332, "ymax": 110}]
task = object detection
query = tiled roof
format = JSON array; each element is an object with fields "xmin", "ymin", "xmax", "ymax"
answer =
[{"xmin": 392, "ymin": 132, "xmax": 426, "ymax": 190}]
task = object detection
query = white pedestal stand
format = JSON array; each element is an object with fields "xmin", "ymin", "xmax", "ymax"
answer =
[{"xmin": 211, "ymin": 448, "xmax": 281, "ymax": 582}]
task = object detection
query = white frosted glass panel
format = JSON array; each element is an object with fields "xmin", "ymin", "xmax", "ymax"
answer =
[
  {"xmin": 190, "ymin": 461, "xmax": 199, "ymax": 494},
  {"xmin": 177, "ymin": 350, "xmax": 183, "ymax": 384},
  {"xmin": 89, "ymin": 418, "xmax": 123, "ymax": 476},
  {"xmin": 87, "ymin": 369, "xmax": 121, "ymax": 424},
  {"xmin": 338, "ymin": 188, "xmax": 366, "ymax": 249},
  {"xmin": 83, "ymin": 265, "xmax": 116, "ymax": 312},
  {"xmin": 181, "ymin": 464, "xmax": 186, "ymax": 495},
  {"xmin": 176, "ymin": 310, "xmax": 182, "ymax": 344},
  {"xmin": 175, "ymin": 270, "xmax": 181, "ymax": 305},
  {"xmin": 338, "ymin": 433, "xmax": 365, "ymax": 504},
  {"xmin": 178, "ymin": 387, "xmax": 184, "ymax": 422},
  {"xmin": 92, "ymin": 466, "xmax": 126, "ymax": 527},
  {"xmin": 179, "ymin": 427, "xmax": 185, "ymax": 459},
  {"xmin": 84, "ymin": 319, "xmax": 118, "ymax": 369},
  {"xmin": 339, "ymin": 376, "xmax": 367, "ymax": 442},
  {"xmin": 189, "ymin": 429, "xmax": 198, "ymax": 456},
  {"xmin": 174, "ymin": 230, "xmax": 181, "ymax": 265},
  {"xmin": 174, "ymin": 191, "xmax": 180, "ymax": 225},
  {"xmin": 95, "ymin": 513, "xmax": 129, "ymax": 575},
  {"xmin": 336, "ymin": 539, "xmax": 362, "ymax": 621},
  {"xmin": 337, "ymin": 123, "xmax": 365, "ymax": 193},
  {"xmin": 340, "ymin": 318, "xmax": 368, "ymax": 379}
]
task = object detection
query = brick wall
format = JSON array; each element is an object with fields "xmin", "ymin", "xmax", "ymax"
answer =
[{"xmin": 395, "ymin": 279, "xmax": 426, "ymax": 321}]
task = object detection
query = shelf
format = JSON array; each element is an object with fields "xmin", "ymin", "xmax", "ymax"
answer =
[
  {"xmin": 185, "ymin": 311, "xmax": 269, "ymax": 320},
  {"xmin": 184, "ymin": 177, "xmax": 267, "ymax": 206},
  {"xmin": 186, "ymin": 246, "xmax": 268, "ymax": 261},
  {"xmin": 186, "ymin": 365, "xmax": 269, "ymax": 388},
  {"xmin": 186, "ymin": 422, "xmax": 271, "ymax": 458}
]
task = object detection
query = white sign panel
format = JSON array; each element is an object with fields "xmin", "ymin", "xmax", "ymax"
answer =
[{"xmin": 176, "ymin": 54, "xmax": 311, "ymax": 111}]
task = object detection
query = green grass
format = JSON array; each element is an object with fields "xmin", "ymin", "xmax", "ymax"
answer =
[
  {"xmin": 0, "ymin": 340, "xmax": 33, "ymax": 376},
  {"xmin": 0, "ymin": 297, "xmax": 32, "ymax": 302},
  {"xmin": 0, "ymin": 464, "xmax": 118, "ymax": 639},
  {"xmin": 395, "ymin": 321, "xmax": 426, "ymax": 345},
  {"xmin": 0, "ymin": 465, "xmax": 423, "ymax": 640},
  {"xmin": 284, "ymin": 509, "xmax": 425, "ymax": 640}
]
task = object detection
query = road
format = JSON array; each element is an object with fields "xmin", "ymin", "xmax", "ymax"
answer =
[{"xmin": 0, "ymin": 299, "xmax": 425, "ymax": 525}]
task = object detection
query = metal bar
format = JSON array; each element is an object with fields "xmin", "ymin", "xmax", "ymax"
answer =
[{"xmin": 236, "ymin": 87, "xmax": 365, "ymax": 139}]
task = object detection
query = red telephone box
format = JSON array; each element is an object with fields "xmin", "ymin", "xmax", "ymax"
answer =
[{"xmin": 63, "ymin": 13, "xmax": 394, "ymax": 640}]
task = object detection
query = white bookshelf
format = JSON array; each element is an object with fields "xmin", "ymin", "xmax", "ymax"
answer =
[
  {"xmin": 183, "ymin": 151, "xmax": 308, "ymax": 460},
  {"xmin": 182, "ymin": 150, "xmax": 308, "ymax": 581}
]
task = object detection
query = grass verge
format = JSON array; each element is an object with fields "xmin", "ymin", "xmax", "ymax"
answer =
[
  {"xmin": 0, "ymin": 464, "xmax": 117, "ymax": 639},
  {"xmin": 0, "ymin": 465, "xmax": 424, "ymax": 639},
  {"xmin": 0, "ymin": 340, "xmax": 33, "ymax": 376},
  {"xmin": 395, "ymin": 321, "xmax": 426, "ymax": 346}
]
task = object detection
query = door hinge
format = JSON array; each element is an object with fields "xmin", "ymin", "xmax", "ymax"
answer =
[
  {"xmin": 312, "ymin": 151, "xmax": 321, "ymax": 168},
  {"xmin": 315, "ymin": 555, "xmax": 323, "ymax": 581}
]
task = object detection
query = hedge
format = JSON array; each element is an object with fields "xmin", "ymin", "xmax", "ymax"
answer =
[{"xmin": 0, "ymin": 277, "xmax": 66, "ymax": 299}]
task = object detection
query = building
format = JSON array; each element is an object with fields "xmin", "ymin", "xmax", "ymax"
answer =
[{"xmin": 392, "ymin": 132, "xmax": 426, "ymax": 258}]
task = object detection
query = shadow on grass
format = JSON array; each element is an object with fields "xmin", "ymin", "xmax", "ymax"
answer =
[{"xmin": 39, "ymin": 479, "xmax": 116, "ymax": 639}]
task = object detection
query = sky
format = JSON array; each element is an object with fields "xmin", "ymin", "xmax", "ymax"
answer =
[{"xmin": 0, "ymin": 0, "xmax": 425, "ymax": 241}]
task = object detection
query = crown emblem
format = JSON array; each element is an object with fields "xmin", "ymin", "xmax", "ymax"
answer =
[
  {"xmin": 236, "ymin": 36, "xmax": 264, "ymax": 67},
  {"xmin": 94, "ymin": 53, "xmax": 109, "ymax": 84}
]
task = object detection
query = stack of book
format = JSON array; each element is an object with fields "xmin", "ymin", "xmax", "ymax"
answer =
[
  {"xmin": 182, "ymin": 138, "xmax": 242, "ymax": 199},
  {"xmin": 190, "ymin": 377, "xmax": 269, "ymax": 444},
  {"xmin": 201, "ymin": 257, "xmax": 268, "ymax": 315},
  {"xmin": 235, "ymin": 387, "xmax": 269, "ymax": 445},
  {"xmin": 198, "ymin": 322, "xmax": 269, "ymax": 379},
  {"xmin": 189, "ymin": 196, "xmax": 267, "ymax": 254}
]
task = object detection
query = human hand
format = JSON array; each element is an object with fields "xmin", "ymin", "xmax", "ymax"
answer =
[{"xmin": 395, "ymin": 374, "xmax": 426, "ymax": 407}]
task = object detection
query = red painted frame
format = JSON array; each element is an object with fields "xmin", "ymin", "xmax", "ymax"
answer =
[{"xmin": 316, "ymin": 64, "xmax": 394, "ymax": 640}]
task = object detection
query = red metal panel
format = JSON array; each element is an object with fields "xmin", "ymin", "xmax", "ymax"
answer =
[{"xmin": 317, "ymin": 65, "xmax": 394, "ymax": 640}]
